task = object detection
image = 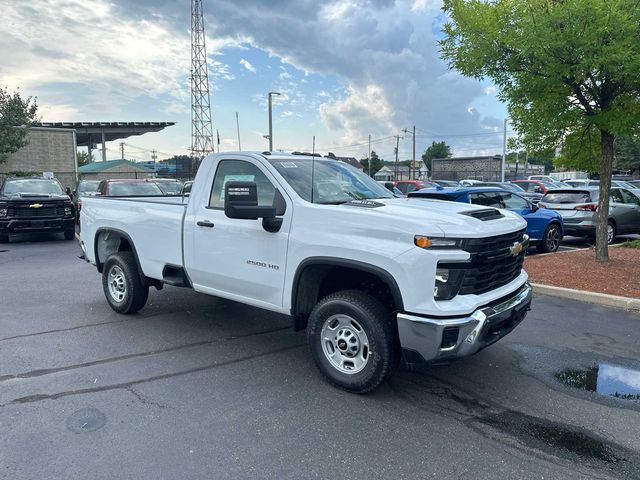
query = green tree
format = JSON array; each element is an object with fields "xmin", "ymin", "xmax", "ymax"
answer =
[
  {"xmin": 359, "ymin": 150, "xmax": 384, "ymax": 176},
  {"xmin": 76, "ymin": 151, "xmax": 91, "ymax": 167},
  {"xmin": 421, "ymin": 141, "xmax": 452, "ymax": 172},
  {"xmin": 441, "ymin": 0, "xmax": 640, "ymax": 261},
  {"xmin": 0, "ymin": 86, "xmax": 39, "ymax": 163},
  {"xmin": 614, "ymin": 136, "xmax": 640, "ymax": 175}
]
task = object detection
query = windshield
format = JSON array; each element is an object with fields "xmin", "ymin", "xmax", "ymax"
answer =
[
  {"xmin": 107, "ymin": 182, "xmax": 164, "ymax": 196},
  {"xmin": 541, "ymin": 191, "xmax": 596, "ymax": 204},
  {"xmin": 78, "ymin": 180, "xmax": 101, "ymax": 194},
  {"xmin": 268, "ymin": 158, "xmax": 393, "ymax": 204},
  {"xmin": 2, "ymin": 179, "xmax": 63, "ymax": 195},
  {"xmin": 155, "ymin": 181, "xmax": 183, "ymax": 194}
]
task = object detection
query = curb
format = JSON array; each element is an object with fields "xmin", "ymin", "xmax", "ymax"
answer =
[{"xmin": 531, "ymin": 283, "xmax": 640, "ymax": 312}]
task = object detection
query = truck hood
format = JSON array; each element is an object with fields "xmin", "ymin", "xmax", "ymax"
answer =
[
  {"xmin": 1, "ymin": 193, "xmax": 71, "ymax": 201},
  {"xmin": 337, "ymin": 197, "xmax": 527, "ymax": 238}
]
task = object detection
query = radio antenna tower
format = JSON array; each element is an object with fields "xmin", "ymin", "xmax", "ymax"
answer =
[{"xmin": 191, "ymin": 0, "xmax": 214, "ymax": 159}]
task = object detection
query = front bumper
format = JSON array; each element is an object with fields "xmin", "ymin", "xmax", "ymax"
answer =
[
  {"xmin": 397, "ymin": 283, "xmax": 532, "ymax": 367},
  {"xmin": 0, "ymin": 217, "xmax": 76, "ymax": 234}
]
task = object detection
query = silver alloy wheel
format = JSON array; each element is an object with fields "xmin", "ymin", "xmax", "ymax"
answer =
[
  {"xmin": 545, "ymin": 225, "xmax": 560, "ymax": 251},
  {"xmin": 320, "ymin": 314, "xmax": 370, "ymax": 374},
  {"xmin": 107, "ymin": 265, "xmax": 127, "ymax": 303},
  {"xmin": 607, "ymin": 223, "xmax": 615, "ymax": 244}
]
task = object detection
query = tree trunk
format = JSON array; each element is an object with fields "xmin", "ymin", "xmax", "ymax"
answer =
[{"xmin": 595, "ymin": 129, "xmax": 614, "ymax": 262}]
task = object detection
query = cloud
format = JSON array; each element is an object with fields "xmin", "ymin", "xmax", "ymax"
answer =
[
  {"xmin": 0, "ymin": 0, "xmax": 508, "ymax": 156},
  {"xmin": 239, "ymin": 58, "xmax": 256, "ymax": 73}
]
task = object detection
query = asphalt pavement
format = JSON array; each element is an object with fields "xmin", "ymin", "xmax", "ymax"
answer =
[{"xmin": 1, "ymin": 233, "xmax": 639, "ymax": 480}]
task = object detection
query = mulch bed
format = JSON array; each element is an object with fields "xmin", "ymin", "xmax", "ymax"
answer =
[{"xmin": 524, "ymin": 247, "xmax": 640, "ymax": 299}]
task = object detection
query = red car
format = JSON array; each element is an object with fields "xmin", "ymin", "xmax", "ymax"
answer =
[
  {"xmin": 393, "ymin": 180, "xmax": 434, "ymax": 194},
  {"xmin": 97, "ymin": 179, "xmax": 164, "ymax": 196}
]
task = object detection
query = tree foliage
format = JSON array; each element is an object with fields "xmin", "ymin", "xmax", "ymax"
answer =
[
  {"xmin": 421, "ymin": 141, "xmax": 452, "ymax": 171},
  {"xmin": 76, "ymin": 151, "xmax": 91, "ymax": 167},
  {"xmin": 359, "ymin": 150, "xmax": 384, "ymax": 176},
  {"xmin": 441, "ymin": 0, "xmax": 640, "ymax": 261},
  {"xmin": 0, "ymin": 86, "xmax": 39, "ymax": 163}
]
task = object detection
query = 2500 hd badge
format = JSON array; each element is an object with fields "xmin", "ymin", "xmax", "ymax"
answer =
[{"xmin": 246, "ymin": 259, "xmax": 280, "ymax": 270}]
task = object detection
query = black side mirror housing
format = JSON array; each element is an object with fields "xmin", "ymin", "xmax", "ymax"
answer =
[{"xmin": 224, "ymin": 181, "xmax": 276, "ymax": 220}]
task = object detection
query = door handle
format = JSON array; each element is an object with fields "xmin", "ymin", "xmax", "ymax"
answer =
[{"xmin": 197, "ymin": 220, "xmax": 214, "ymax": 228}]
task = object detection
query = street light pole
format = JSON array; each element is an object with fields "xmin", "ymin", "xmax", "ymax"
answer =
[
  {"xmin": 268, "ymin": 91, "xmax": 280, "ymax": 151},
  {"xmin": 501, "ymin": 118, "xmax": 508, "ymax": 182}
]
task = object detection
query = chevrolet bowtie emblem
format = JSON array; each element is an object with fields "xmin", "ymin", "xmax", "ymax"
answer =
[
  {"xmin": 29, "ymin": 203, "xmax": 43, "ymax": 209},
  {"xmin": 509, "ymin": 241, "xmax": 523, "ymax": 257}
]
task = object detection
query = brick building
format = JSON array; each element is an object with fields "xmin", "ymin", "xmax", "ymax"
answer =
[{"xmin": 0, "ymin": 127, "xmax": 77, "ymax": 189}]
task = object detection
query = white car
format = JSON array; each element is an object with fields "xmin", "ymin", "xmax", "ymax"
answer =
[{"xmin": 80, "ymin": 152, "xmax": 531, "ymax": 393}]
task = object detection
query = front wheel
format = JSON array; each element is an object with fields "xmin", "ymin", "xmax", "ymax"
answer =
[
  {"xmin": 102, "ymin": 251, "xmax": 149, "ymax": 314},
  {"xmin": 307, "ymin": 290, "xmax": 398, "ymax": 393},
  {"xmin": 537, "ymin": 224, "xmax": 561, "ymax": 253}
]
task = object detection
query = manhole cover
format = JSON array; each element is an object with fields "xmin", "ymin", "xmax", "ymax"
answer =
[{"xmin": 66, "ymin": 407, "xmax": 107, "ymax": 433}]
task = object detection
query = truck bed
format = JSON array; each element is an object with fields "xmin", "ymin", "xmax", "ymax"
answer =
[{"xmin": 81, "ymin": 196, "xmax": 187, "ymax": 280}]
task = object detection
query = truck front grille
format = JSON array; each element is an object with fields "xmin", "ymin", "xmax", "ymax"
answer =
[
  {"xmin": 459, "ymin": 229, "xmax": 527, "ymax": 295},
  {"xmin": 440, "ymin": 229, "xmax": 527, "ymax": 296},
  {"xmin": 14, "ymin": 206, "xmax": 62, "ymax": 217}
]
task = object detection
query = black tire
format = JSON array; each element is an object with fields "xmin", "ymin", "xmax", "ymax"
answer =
[
  {"xmin": 64, "ymin": 230, "xmax": 76, "ymax": 241},
  {"xmin": 102, "ymin": 251, "xmax": 149, "ymax": 314},
  {"xmin": 307, "ymin": 290, "xmax": 398, "ymax": 393},
  {"xmin": 0, "ymin": 234, "xmax": 8, "ymax": 243},
  {"xmin": 537, "ymin": 223, "xmax": 561, "ymax": 253},
  {"xmin": 607, "ymin": 221, "xmax": 616, "ymax": 245}
]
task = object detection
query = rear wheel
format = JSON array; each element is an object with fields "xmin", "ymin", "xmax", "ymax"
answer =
[
  {"xmin": 607, "ymin": 221, "xmax": 616, "ymax": 245},
  {"xmin": 102, "ymin": 251, "xmax": 149, "ymax": 314},
  {"xmin": 307, "ymin": 290, "xmax": 398, "ymax": 393},
  {"xmin": 537, "ymin": 223, "xmax": 561, "ymax": 253}
]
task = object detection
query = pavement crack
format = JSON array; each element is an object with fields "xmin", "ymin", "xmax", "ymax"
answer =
[
  {"xmin": 126, "ymin": 387, "xmax": 168, "ymax": 409},
  {"xmin": 0, "ymin": 318, "xmax": 130, "ymax": 343},
  {"xmin": 2, "ymin": 343, "xmax": 305, "ymax": 406},
  {"xmin": 0, "ymin": 326, "xmax": 292, "ymax": 382}
]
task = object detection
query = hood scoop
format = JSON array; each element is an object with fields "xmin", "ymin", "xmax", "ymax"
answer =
[{"xmin": 461, "ymin": 208, "xmax": 504, "ymax": 221}]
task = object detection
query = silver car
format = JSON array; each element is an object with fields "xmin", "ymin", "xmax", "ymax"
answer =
[{"xmin": 539, "ymin": 187, "xmax": 640, "ymax": 243}]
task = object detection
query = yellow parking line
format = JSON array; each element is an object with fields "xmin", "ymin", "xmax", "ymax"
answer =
[{"xmin": 75, "ymin": 232, "xmax": 80, "ymax": 241}]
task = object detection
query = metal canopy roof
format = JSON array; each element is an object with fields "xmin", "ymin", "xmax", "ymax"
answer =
[{"xmin": 35, "ymin": 122, "xmax": 176, "ymax": 147}]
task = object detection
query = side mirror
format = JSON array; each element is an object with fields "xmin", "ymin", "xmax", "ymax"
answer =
[
  {"xmin": 224, "ymin": 181, "xmax": 276, "ymax": 220},
  {"xmin": 65, "ymin": 187, "xmax": 72, "ymax": 196},
  {"xmin": 182, "ymin": 181, "xmax": 193, "ymax": 197},
  {"xmin": 530, "ymin": 202, "xmax": 539, "ymax": 212}
]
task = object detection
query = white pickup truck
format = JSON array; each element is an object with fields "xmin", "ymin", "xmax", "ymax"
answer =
[{"xmin": 80, "ymin": 152, "xmax": 532, "ymax": 393}]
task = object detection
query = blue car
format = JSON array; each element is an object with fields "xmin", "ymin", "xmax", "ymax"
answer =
[{"xmin": 409, "ymin": 187, "xmax": 564, "ymax": 253}]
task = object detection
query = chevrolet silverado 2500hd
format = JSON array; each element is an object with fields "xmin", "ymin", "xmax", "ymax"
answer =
[{"xmin": 80, "ymin": 152, "xmax": 532, "ymax": 393}]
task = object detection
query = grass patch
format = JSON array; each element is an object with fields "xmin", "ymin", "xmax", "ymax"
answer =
[{"xmin": 621, "ymin": 239, "xmax": 640, "ymax": 249}]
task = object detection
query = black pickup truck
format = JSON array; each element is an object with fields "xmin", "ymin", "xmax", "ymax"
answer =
[{"xmin": 0, "ymin": 177, "xmax": 76, "ymax": 243}]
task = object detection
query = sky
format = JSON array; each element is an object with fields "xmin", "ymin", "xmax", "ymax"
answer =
[{"xmin": 0, "ymin": 0, "xmax": 513, "ymax": 163}]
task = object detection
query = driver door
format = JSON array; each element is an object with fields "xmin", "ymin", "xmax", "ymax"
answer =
[{"xmin": 188, "ymin": 158, "xmax": 291, "ymax": 310}]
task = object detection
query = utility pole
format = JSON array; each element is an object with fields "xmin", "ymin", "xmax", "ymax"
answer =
[
  {"xmin": 402, "ymin": 127, "xmax": 416, "ymax": 179},
  {"xmin": 368, "ymin": 134, "xmax": 371, "ymax": 177},
  {"xmin": 501, "ymin": 118, "xmax": 507, "ymax": 182},
  {"xmin": 236, "ymin": 112, "xmax": 241, "ymax": 151},
  {"xmin": 394, "ymin": 134, "xmax": 401, "ymax": 180},
  {"xmin": 151, "ymin": 150, "xmax": 158, "ymax": 163},
  {"xmin": 268, "ymin": 91, "xmax": 280, "ymax": 151},
  {"xmin": 120, "ymin": 142, "xmax": 125, "ymax": 160}
]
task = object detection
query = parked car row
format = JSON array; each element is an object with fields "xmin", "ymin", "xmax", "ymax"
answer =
[{"xmin": 0, "ymin": 176, "xmax": 187, "ymax": 243}]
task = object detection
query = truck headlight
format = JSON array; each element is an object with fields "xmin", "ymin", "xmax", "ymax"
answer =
[
  {"xmin": 0, "ymin": 207, "xmax": 7, "ymax": 217},
  {"xmin": 64, "ymin": 206, "xmax": 73, "ymax": 217},
  {"xmin": 415, "ymin": 236, "xmax": 463, "ymax": 249},
  {"xmin": 434, "ymin": 268, "xmax": 464, "ymax": 300}
]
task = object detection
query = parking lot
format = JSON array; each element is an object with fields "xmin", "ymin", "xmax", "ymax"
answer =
[{"xmin": 0, "ymin": 235, "xmax": 638, "ymax": 480}]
